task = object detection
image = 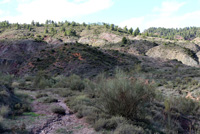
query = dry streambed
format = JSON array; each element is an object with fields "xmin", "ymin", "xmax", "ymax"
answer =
[{"xmin": 18, "ymin": 89, "xmax": 97, "ymax": 134}]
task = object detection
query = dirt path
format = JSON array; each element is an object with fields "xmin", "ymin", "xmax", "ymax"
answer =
[{"xmin": 23, "ymin": 90, "xmax": 97, "ymax": 134}]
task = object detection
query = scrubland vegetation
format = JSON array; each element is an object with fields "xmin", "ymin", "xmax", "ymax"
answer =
[
  {"xmin": 1, "ymin": 67, "xmax": 200, "ymax": 133},
  {"xmin": 1, "ymin": 20, "xmax": 200, "ymax": 134}
]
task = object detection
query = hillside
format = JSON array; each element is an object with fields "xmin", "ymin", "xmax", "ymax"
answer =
[
  {"xmin": 144, "ymin": 27, "xmax": 200, "ymax": 40},
  {"xmin": 0, "ymin": 21, "xmax": 200, "ymax": 134}
]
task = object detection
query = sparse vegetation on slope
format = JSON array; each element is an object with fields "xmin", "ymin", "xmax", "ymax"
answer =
[{"xmin": 1, "ymin": 20, "xmax": 200, "ymax": 134}]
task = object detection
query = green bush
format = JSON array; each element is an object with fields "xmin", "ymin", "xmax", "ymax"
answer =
[
  {"xmin": 36, "ymin": 93, "xmax": 48, "ymax": 98},
  {"xmin": 167, "ymin": 97, "xmax": 200, "ymax": 115},
  {"xmin": 94, "ymin": 116, "xmax": 133, "ymax": 132},
  {"xmin": 0, "ymin": 105, "xmax": 10, "ymax": 118},
  {"xmin": 13, "ymin": 103, "xmax": 31, "ymax": 115},
  {"xmin": 122, "ymin": 37, "xmax": 127, "ymax": 44},
  {"xmin": 33, "ymin": 71, "xmax": 54, "ymax": 89},
  {"xmin": 0, "ymin": 73, "xmax": 13, "ymax": 85},
  {"xmin": 42, "ymin": 97, "xmax": 58, "ymax": 103},
  {"xmin": 97, "ymin": 69, "xmax": 155, "ymax": 120},
  {"xmin": 52, "ymin": 75, "xmax": 85, "ymax": 91},
  {"xmin": 52, "ymin": 75, "xmax": 68, "ymax": 88},
  {"xmin": 51, "ymin": 106, "xmax": 65, "ymax": 115},
  {"xmin": 68, "ymin": 75, "xmax": 85, "ymax": 91},
  {"xmin": 114, "ymin": 124, "xmax": 144, "ymax": 134},
  {"xmin": 53, "ymin": 88, "xmax": 74, "ymax": 97}
]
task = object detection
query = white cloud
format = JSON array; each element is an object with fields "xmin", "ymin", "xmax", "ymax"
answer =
[
  {"xmin": 119, "ymin": 1, "xmax": 200, "ymax": 31},
  {"xmin": 0, "ymin": 0, "xmax": 10, "ymax": 4},
  {"xmin": 1, "ymin": 0, "xmax": 113, "ymax": 23},
  {"xmin": 153, "ymin": 1, "xmax": 186, "ymax": 16}
]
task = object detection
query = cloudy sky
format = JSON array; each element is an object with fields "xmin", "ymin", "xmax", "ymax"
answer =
[{"xmin": 0, "ymin": 0, "xmax": 200, "ymax": 31}]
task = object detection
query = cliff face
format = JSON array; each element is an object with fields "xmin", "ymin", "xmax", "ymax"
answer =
[{"xmin": 146, "ymin": 45, "xmax": 199, "ymax": 66}]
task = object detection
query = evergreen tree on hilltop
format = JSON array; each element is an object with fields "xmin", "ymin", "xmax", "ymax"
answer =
[
  {"xmin": 133, "ymin": 27, "xmax": 140, "ymax": 36},
  {"xmin": 129, "ymin": 28, "xmax": 133, "ymax": 34}
]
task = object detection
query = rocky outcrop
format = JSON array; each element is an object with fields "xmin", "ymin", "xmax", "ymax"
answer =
[
  {"xmin": 146, "ymin": 45, "xmax": 199, "ymax": 66},
  {"xmin": 192, "ymin": 37, "xmax": 200, "ymax": 46},
  {"xmin": 196, "ymin": 51, "xmax": 200, "ymax": 63},
  {"xmin": 78, "ymin": 37, "xmax": 106, "ymax": 46},
  {"xmin": 99, "ymin": 33, "xmax": 122, "ymax": 43},
  {"xmin": 177, "ymin": 42, "xmax": 200, "ymax": 53}
]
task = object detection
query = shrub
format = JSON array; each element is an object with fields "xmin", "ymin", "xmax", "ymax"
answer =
[
  {"xmin": 42, "ymin": 97, "xmax": 58, "ymax": 103},
  {"xmin": 68, "ymin": 75, "xmax": 85, "ymax": 91},
  {"xmin": 52, "ymin": 75, "xmax": 85, "ymax": 91},
  {"xmin": 167, "ymin": 97, "xmax": 199, "ymax": 115},
  {"xmin": 33, "ymin": 71, "xmax": 54, "ymax": 89},
  {"xmin": 52, "ymin": 75, "xmax": 68, "ymax": 88},
  {"xmin": 97, "ymin": 69, "xmax": 155, "ymax": 120},
  {"xmin": 94, "ymin": 116, "xmax": 131, "ymax": 132},
  {"xmin": 0, "ymin": 105, "xmax": 10, "ymax": 118},
  {"xmin": 0, "ymin": 73, "xmax": 13, "ymax": 85},
  {"xmin": 122, "ymin": 37, "xmax": 127, "ymax": 44},
  {"xmin": 51, "ymin": 106, "xmax": 65, "ymax": 115},
  {"xmin": 114, "ymin": 124, "xmax": 144, "ymax": 134},
  {"xmin": 94, "ymin": 118, "xmax": 109, "ymax": 131},
  {"xmin": 13, "ymin": 103, "xmax": 31, "ymax": 115},
  {"xmin": 36, "ymin": 93, "xmax": 48, "ymax": 98},
  {"xmin": 53, "ymin": 89, "xmax": 74, "ymax": 97}
]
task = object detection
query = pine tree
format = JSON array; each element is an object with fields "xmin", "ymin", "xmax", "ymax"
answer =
[
  {"xmin": 110, "ymin": 24, "xmax": 114, "ymax": 30},
  {"xmin": 82, "ymin": 22, "xmax": 86, "ymax": 27},
  {"xmin": 122, "ymin": 37, "xmax": 128, "ymax": 44},
  {"xmin": 133, "ymin": 27, "xmax": 140, "ymax": 36},
  {"xmin": 60, "ymin": 27, "xmax": 65, "ymax": 32},
  {"xmin": 86, "ymin": 25, "xmax": 90, "ymax": 30},
  {"xmin": 44, "ymin": 28, "xmax": 48, "ymax": 34},
  {"xmin": 124, "ymin": 26, "xmax": 128, "ymax": 32},
  {"xmin": 31, "ymin": 20, "xmax": 35, "ymax": 26},
  {"xmin": 45, "ymin": 20, "xmax": 49, "ymax": 25},
  {"xmin": 129, "ymin": 28, "xmax": 133, "ymax": 34},
  {"xmin": 16, "ymin": 23, "xmax": 20, "ymax": 30}
]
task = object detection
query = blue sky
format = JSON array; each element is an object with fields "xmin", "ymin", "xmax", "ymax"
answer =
[{"xmin": 0, "ymin": 0, "xmax": 200, "ymax": 31}]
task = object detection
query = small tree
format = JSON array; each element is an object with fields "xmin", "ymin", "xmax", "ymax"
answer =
[
  {"xmin": 104, "ymin": 24, "xmax": 109, "ymax": 29},
  {"xmin": 145, "ymin": 32, "xmax": 149, "ymax": 36},
  {"xmin": 129, "ymin": 28, "xmax": 133, "ymax": 34},
  {"xmin": 35, "ymin": 22, "xmax": 40, "ymax": 27},
  {"xmin": 50, "ymin": 27, "xmax": 56, "ymax": 34},
  {"xmin": 60, "ymin": 27, "xmax": 65, "ymax": 32},
  {"xmin": 29, "ymin": 27, "xmax": 32, "ymax": 31},
  {"xmin": 86, "ymin": 25, "xmax": 90, "ymax": 30},
  {"xmin": 133, "ymin": 27, "xmax": 140, "ymax": 36},
  {"xmin": 115, "ymin": 26, "xmax": 119, "ymax": 31},
  {"xmin": 31, "ymin": 20, "xmax": 35, "ymax": 26},
  {"xmin": 66, "ymin": 29, "xmax": 76, "ymax": 36},
  {"xmin": 122, "ymin": 37, "xmax": 128, "ymax": 44},
  {"xmin": 44, "ymin": 28, "xmax": 48, "ymax": 34},
  {"xmin": 16, "ymin": 23, "xmax": 20, "ymax": 30},
  {"xmin": 124, "ymin": 26, "xmax": 128, "ymax": 32},
  {"xmin": 45, "ymin": 20, "xmax": 49, "ymax": 25},
  {"xmin": 110, "ymin": 24, "xmax": 114, "ymax": 30},
  {"xmin": 82, "ymin": 22, "xmax": 87, "ymax": 27},
  {"xmin": 71, "ymin": 21, "xmax": 76, "ymax": 27}
]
